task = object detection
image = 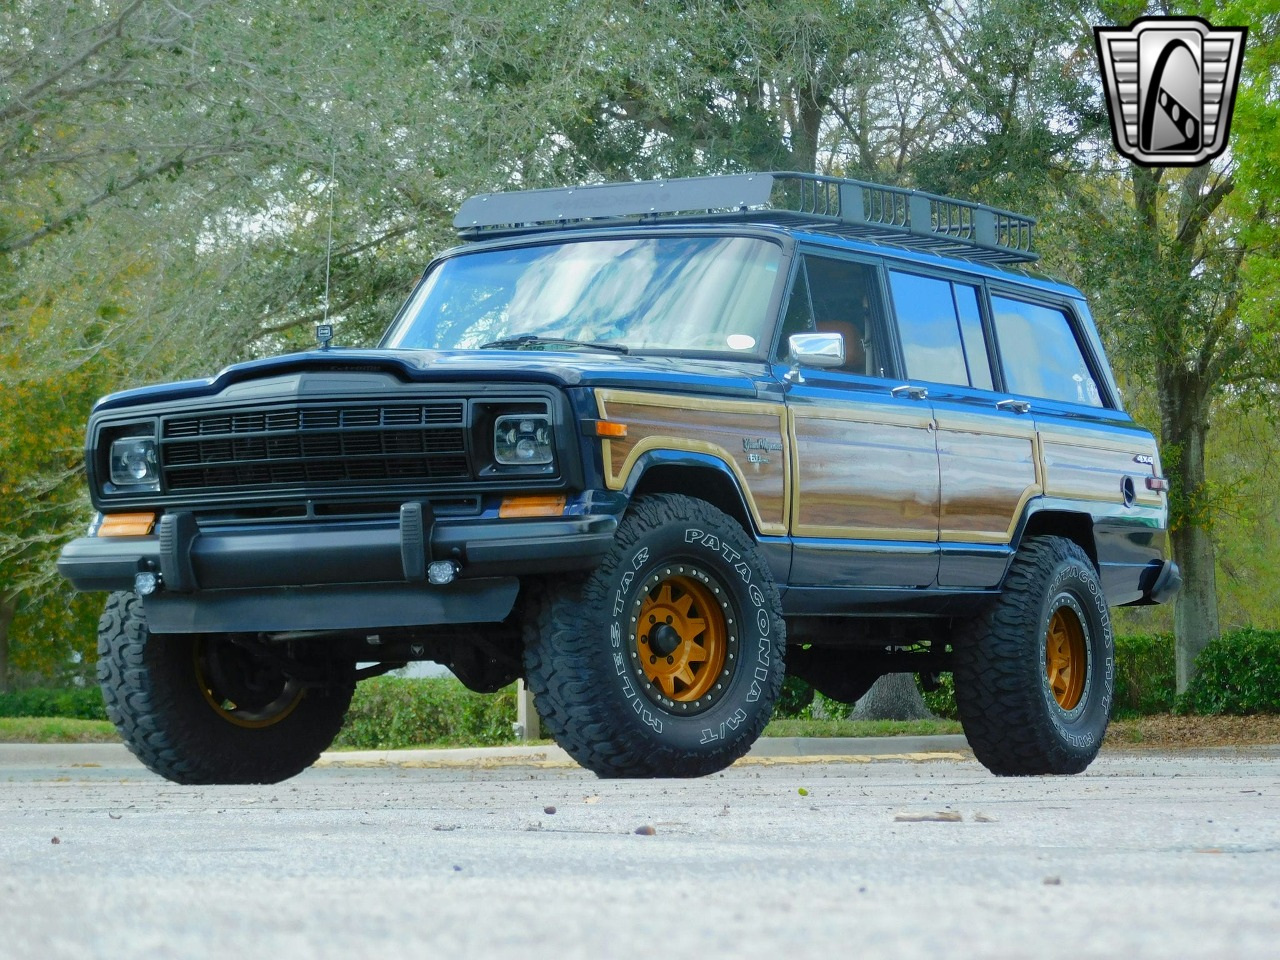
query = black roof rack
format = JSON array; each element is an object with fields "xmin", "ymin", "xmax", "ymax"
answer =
[{"xmin": 453, "ymin": 171, "xmax": 1037, "ymax": 264}]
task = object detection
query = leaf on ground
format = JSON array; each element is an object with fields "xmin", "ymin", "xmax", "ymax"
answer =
[{"xmin": 635, "ymin": 824, "xmax": 656, "ymax": 836}]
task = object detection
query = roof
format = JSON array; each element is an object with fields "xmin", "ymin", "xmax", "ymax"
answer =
[{"xmin": 453, "ymin": 172, "xmax": 1037, "ymax": 265}]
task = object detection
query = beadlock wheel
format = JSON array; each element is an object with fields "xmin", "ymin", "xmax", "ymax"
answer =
[
  {"xmin": 523, "ymin": 494, "xmax": 786, "ymax": 778},
  {"xmin": 634, "ymin": 567, "xmax": 734, "ymax": 715}
]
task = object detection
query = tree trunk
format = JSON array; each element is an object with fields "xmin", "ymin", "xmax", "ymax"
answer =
[
  {"xmin": 850, "ymin": 673, "xmax": 934, "ymax": 721},
  {"xmin": 0, "ymin": 593, "xmax": 15, "ymax": 693},
  {"xmin": 1166, "ymin": 418, "xmax": 1220, "ymax": 693}
]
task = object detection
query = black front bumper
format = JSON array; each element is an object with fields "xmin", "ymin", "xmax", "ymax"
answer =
[{"xmin": 57, "ymin": 509, "xmax": 618, "ymax": 633}]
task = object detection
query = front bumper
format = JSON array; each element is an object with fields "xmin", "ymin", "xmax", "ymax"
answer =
[{"xmin": 57, "ymin": 508, "xmax": 618, "ymax": 633}]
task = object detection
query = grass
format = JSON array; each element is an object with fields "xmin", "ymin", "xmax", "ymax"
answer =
[
  {"xmin": 0, "ymin": 717, "xmax": 120, "ymax": 744},
  {"xmin": 764, "ymin": 718, "xmax": 963, "ymax": 738}
]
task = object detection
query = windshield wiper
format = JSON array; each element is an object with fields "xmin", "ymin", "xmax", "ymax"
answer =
[{"xmin": 478, "ymin": 334, "xmax": 629, "ymax": 354}]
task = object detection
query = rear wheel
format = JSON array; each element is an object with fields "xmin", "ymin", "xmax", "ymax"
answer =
[
  {"xmin": 953, "ymin": 536, "xmax": 1113, "ymax": 776},
  {"xmin": 524, "ymin": 494, "xmax": 785, "ymax": 778},
  {"xmin": 97, "ymin": 591, "xmax": 354, "ymax": 784}
]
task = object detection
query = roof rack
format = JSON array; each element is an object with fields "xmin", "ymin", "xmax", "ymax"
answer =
[{"xmin": 453, "ymin": 171, "xmax": 1037, "ymax": 264}]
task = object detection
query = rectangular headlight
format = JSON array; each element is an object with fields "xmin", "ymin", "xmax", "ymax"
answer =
[
  {"xmin": 494, "ymin": 413, "xmax": 554, "ymax": 466},
  {"xmin": 108, "ymin": 435, "xmax": 159, "ymax": 490}
]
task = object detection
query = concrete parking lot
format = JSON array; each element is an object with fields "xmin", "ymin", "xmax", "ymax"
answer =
[{"xmin": 1, "ymin": 743, "xmax": 1278, "ymax": 959}]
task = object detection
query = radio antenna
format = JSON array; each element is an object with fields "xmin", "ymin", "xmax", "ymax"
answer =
[{"xmin": 322, "ymin": 143, "xmax": 337, "ymax": 322}]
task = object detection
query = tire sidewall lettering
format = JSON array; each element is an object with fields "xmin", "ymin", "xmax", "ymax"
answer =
[{"xmin": 603, "ymin": 521, "xmax": 778, "ymax": 747}]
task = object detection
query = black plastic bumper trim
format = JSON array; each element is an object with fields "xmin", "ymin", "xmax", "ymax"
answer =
[
  {"xmin": 140, "ymin": 579, "xmax": 520, "ymax": 634},
  {"xmin": 57, "ymin": 512, "xmax": 619, "ymax": 594}
]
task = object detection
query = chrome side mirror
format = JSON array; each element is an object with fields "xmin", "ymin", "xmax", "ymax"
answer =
[{"xmin": 785, "ymin": 332, "xmax": 845, "ymax": 382}]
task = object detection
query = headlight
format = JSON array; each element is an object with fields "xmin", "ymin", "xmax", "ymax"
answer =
[
  {"xmin": 109, "ymin": 436, "xmax": 159, "ymax": 489},
  {"xmin": 494, "ymin": 414, "xmax": 554, "ymax": 466}
]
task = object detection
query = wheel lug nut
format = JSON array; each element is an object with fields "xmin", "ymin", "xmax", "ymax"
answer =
[
  {"xmin": 666, "ymin": 656, "xmax": 674, "ymax": 665},
  {"xmin": 650, "ymin": 656, "xmax": 656, "ymax": 664}
]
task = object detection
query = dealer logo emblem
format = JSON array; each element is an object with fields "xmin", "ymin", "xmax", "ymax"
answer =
[{"xmin": 1094, "ymin": 17, "xmax": 1247, "ymax": 167}]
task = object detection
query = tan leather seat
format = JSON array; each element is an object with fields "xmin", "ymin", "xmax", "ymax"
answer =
[{"xmin": 816, "ymin": 320, "xmax": 866, "ymax": 373}]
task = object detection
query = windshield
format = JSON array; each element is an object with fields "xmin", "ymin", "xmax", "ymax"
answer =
[{"xmin": 382, "ymin": 235, "xmax": 784, "ymax": 356}]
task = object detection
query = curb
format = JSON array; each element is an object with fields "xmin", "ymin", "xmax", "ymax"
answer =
[{"xmin": 0, "ymin": 736, "xmax": 971, "ymax": 771}]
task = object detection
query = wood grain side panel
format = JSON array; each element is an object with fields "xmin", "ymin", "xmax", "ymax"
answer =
[
  {"xmin": 791, "ymin": 406, "xmax": 938, "ymax": 540},
  {"xmin": 936, "ymin": 420, "xmax": 1040, "ymax": 543},
  {"xmin": 596, "ymin": 390, "xmax": 789, "ymax": 534},
  {"xmin": 1041, "ymin": 433, "xmax": 1163, "ymax": 509}
]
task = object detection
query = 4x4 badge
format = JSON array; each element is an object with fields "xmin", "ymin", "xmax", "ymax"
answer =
[{"xmin": 1094, "ymin": 16, "xmax": 1247, "ymax": 167}]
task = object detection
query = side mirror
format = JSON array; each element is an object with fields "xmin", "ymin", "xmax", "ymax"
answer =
[{"xmin": 785, "ymin": 332, "xmax": 845, "ymax": 382}]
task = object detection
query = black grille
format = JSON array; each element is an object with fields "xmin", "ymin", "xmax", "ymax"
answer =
[{"xmin": 160, "ymin": 401, "xmax": 469, "ymax": 493}]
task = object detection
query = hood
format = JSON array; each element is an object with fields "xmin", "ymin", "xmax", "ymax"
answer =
[{"xmin": 92, "ymin": 347, "xmax": 771, "ymax": 412}]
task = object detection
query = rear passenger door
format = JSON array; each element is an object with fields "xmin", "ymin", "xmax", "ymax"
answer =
[{"xmin": 885, "ymin": 269, "xmax": 1041, "ymax": 588}]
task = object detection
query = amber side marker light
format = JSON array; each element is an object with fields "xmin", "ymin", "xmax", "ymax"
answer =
[
  {"xmin": 592, "ymin": 420, "xmax": 628, "ymax": 438},
  {"xmin": 99, "ymin": 512, "xmax": 158, "ymax": 537},
  {"xmin": 499, "ymin": 495, "xmax": 567, "ymax": 519}
]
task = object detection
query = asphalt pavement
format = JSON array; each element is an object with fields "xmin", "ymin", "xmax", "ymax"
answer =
[{"xmin": 1, "ymin": 740, "xmax": 1278, "ymax": 959}]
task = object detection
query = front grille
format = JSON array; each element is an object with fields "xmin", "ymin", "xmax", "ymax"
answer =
[{"xmin": 160, "ymin": 401, "xmax": 469, "ymax": 494}]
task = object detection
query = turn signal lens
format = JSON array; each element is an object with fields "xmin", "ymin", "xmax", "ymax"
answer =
[
  {"xmin": 98, "ymin": 512, "xmax": 158, "ymax": 537},
  {"xmin": 498, "ymin": 495, "xmax": 567, "ymax": 519},
  {"xmin": 593, "ymin": 420, "xmax": 628, "ymax": 438}
]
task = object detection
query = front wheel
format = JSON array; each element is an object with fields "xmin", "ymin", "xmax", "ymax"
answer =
[
  {"xmin": 524, "ymin": 494, "xmax": 786, "ymax": 778},
  {"xmin": 953, "ymin": 536, "xmax": 1114, "ymax": 775},
  {"xmin": 97, "ymin": 592, "xmax": 354, "ymax": 784}
]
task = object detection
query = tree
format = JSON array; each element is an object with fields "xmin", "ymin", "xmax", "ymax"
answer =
[{"xmin": 1070, "ymin": 0, "xmax": 1280, "ymax": 690}]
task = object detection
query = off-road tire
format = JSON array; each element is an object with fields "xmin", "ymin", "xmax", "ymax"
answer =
[
  {"xmin": 953, "ymin": 536, "xmax": 1113, "ymax": 776},
  {"xmin": 524, "ymin": 494, "xmax": 785, "ymax": 778},
  {"xmin": 97, "ymin": 591, "xmax": 354, "ymax": 785}
]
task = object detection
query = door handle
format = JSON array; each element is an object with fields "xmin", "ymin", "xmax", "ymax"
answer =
[
  {"xmin": 891, "ymin": 384, "xmax": 929, "ymax": 401},
  {"xmin": 996, "ymin": 398, "xmax": 1032, "ymax": 414}
]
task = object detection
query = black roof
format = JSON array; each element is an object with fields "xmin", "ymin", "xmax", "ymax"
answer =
[{"xmin": 454, "ymin": 172, "xmax": 1037, "ymax": 265}]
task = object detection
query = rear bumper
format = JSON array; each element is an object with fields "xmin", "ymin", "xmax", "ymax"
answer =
[
  {"xmin": 1125, "ymin": 558, "xmax": 1182, "ymax": 606},
  {"xmin": 57, "ymin": 508, "xmax": 618, "ymax": 632}
]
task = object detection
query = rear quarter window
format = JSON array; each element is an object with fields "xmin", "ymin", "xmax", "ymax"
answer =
[{"xmin": 991, "ymin": 295, "xmax": 1104, "ymax": 407}]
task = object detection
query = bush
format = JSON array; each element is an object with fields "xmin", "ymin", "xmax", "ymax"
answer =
[
  {"xmin": 0, "ymin": 686, "xmax": 108, "ymax": 721},
  {"xmin": 773, "ymin": 675, "xmax": 816, "ymax": 719},
  {"xmin": 920, "ymin": 672, "xmax": 958, "ymax": 720},
  {"xmin": 1181, "ymin": 628, "xmax": 1280, "ymax": 716},
  {"xmin": 1113, "ymin": 633, "xmax": 1176, "ymax": 717},
  {"xmin": 333, "ymin": 676, "xmax": 518, "ymax": 749}
]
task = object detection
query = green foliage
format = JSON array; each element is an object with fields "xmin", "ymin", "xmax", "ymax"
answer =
[
  {"xmin": 919, "ymin": 673, "xmax": 958, "ymax": 721},
  {"xmin": 333, "ymin": 677, "xmax": 517, "ymax": 750},
  {"xmin": 774, "ymin": 674, "xmax": 816, "ymax": 718},
  {"xmin": 0, "ymin": 717, "xmax": 117, "ymax": 743},
  {"xmin": 763, "ymin": 718, "xmax": 963, "ymax": 739},
  {"xmin": 1181, "ymin": 629, "xmax": 1280, "ymax": 715},
  {"xmin": 0, "ymin": 686, "xmax": 107, "ymax": 721},
  {"xmin": 1113, "ymin": 634, "xmax": 1177, "ymax": 718}
]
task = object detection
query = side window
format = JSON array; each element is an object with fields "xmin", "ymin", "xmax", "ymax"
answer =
[
  {"xmin": 784, "ymin": 255, "xmax": 880, "ymax": 376},
  {"xmin": 889, "ymin": 271, "xmax": 992, "ymax": 389},
  {"xmin": 778, "ymin": 259, "xmax": 815, "ymax": 343},
  {"xmin": 991, "ymin": 295, "xmax": 1103, "ymax": 407}
]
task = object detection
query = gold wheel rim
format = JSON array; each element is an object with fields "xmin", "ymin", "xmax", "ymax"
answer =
[
  {"xmin": 636, "ymin": 574, "xmax": 727, "ymax": 703},
  {"xmin": 194, "ymin": 639, "xmax": 305, "ymax": 729},
  {"xmin": 1045, "ymin": 607, "xmax": 1087, "ymax": 711}
]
